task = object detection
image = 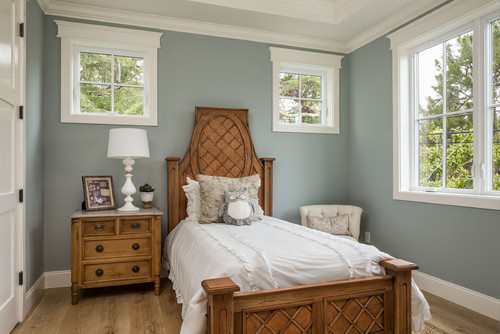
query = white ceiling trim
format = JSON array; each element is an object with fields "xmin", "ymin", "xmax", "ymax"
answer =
[
  {"xmin": 186, "ymin": 0, "xmax": 338, "ymax": 25},
  {"xmin": 37, "ymin": 0, "xmax": 451, "ymax": 54},
  {"xmin": 39, "ymin": 0, "xmax": 349, "ymax": 53},
  {"xmin": 346, "ymin": 0, "xmax": 448, "ymax": 52}
]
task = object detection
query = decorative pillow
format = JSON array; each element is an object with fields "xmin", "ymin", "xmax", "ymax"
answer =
[
  {"xmin": 219, "ymin": 190, "xmax": 254, "ymax": 226},
  {"xmin": 197, "ymin": 174, "xmax": 263, "ymax": 224},
  {"xmin": 306, "ymin": 214, "xmax": 351, "ymax": 236},
  {"xmin": 182, "ymin": 177, "xmax": 201, "ymax": 222}
]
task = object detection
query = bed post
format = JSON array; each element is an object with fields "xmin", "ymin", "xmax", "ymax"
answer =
[
  {"xmin": 260, "ymin": 158, "xmax": 275, "ymax": 216},
  {"xmin": 381, "ymin": 259, "xmax": 418, "ymax": 334},
  {"xmin": 202, "ymin": 277, "xmax": 240, "ymax": 334},
  {"xmin": 166, "ymin": 157, "xmax": 181, "ymax": 233}
]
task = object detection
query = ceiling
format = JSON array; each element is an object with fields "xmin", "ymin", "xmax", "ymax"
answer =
[{"xmin": 37, "ymin": 0, "xmax": 449, "ymax": 53}]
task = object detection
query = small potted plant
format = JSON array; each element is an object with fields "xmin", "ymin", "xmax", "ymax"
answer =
[{"xmin": 139, "ymin": 183, "xmax": 155, "ymax": 208}]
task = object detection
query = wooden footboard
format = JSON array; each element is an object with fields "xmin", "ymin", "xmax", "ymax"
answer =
[{"xmin": 202, "ymin": 259, "xmax": 417, "ymax": 334}]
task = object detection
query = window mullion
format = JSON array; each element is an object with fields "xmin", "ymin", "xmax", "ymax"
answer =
[
  {"xmin": 473, "ymin": 17, "xmax": 484, "ymax": 194},
  {"xmin": 298, "ymin": 74, "xmax": 302, "ymax": 124},
  {"xmin": 111, "ymin": 54, "xmax": 115, "ymax": 115},
  {"xmin": 442, "ymin": 42, "xmax": 448, "ymax": 188}
]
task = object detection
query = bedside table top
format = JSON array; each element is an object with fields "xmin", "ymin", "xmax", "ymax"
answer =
[{"xmin": 70, "ymin": 207, "xmax": 163, "ymax": 219}]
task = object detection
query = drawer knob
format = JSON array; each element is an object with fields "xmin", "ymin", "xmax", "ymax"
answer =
[
  {"xmin": 96, "ymin": 245, "xmax": 104, "ymax": 253},
  {"xmin": 132, "ymin": 243, "xmax": 140, "ymax": 250},
  {"xmin": 131, "ymin": 223, "xmax": 141, "ymax": 229},
  {"xmin": 94, "ymin": 224, "xmax": 104, "ymax": 231},
  {"xmin": 95, "ymin": 269, "xmax": 104, "ymax": 276},
  {"xmin": 132, "ymin": 266, "xmax": 140, "ymax": 273}
]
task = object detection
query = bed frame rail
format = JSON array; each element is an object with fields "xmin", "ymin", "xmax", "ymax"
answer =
[{"xmin": 202, "ymin": 259, "xmax": 417, "ymax": 334}]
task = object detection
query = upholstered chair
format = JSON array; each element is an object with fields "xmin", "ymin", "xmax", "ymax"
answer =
[{"xmin": 299, "ymin": 205, "xmax": 363, "ymax": 241}]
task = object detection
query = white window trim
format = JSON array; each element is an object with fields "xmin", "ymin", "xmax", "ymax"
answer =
[
  {"xmin": 56, "ymin": 20, "xmax": 163, "ymax": 126},
  {"xmin": 269, "ymin": 47, "xmax": 343, "ymax": 134},
  {"xmin": 389, "ymin": 0, "xmax": 500, "ymax": 210}
]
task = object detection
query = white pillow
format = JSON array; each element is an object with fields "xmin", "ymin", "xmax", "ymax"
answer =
[
  {"xmin": 182, "ymin": 177, "xmax": 201, "ymax": 221},
  {"xmin": 306, "ymin": 214, "xmax": 351, "ymax": 236}
]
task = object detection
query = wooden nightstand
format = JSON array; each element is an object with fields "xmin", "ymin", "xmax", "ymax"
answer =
[{"xmin": 70, "ymin": 208, "xmax": 163, "ymax": 304}]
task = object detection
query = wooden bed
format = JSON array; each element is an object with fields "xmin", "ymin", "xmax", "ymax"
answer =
[{"xmin": 166, "ymin": 107, "xmax": 417, "ymax": 334}]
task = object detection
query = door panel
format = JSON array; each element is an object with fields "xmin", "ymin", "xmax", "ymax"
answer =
[
  {"xmin": 0, "ymin": 0, "xmax": 22, "ymax": 333},
  {"xmin": 0, "ymin": 100, "xmax": 14, "ymax": 194}
]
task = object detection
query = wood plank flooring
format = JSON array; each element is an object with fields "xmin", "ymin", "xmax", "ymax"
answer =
[{"xmin": 12, "ymin": 280, "xmax": 499, "ymax": 333}]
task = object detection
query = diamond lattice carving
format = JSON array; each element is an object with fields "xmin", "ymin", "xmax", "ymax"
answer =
[
  {"xmin": 244, "ymin": 305, "xmax": 313, "ymax": 334},
  {"xmin": 198, "ymin": 116, "xmax": 246, "ymax": 177},
  {"xmin": 326, "ymin": 295, "xmax": 384, "ymax": 334}
]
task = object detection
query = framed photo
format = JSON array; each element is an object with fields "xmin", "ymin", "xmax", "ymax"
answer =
[{"xmin": 82, "ymin": 176, "xmax": 116, "ymax": 211}]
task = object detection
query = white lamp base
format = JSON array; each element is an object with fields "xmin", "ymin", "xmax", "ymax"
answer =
[{"xmin": 118, "ymin": 157, "xmax": 140, "ymax": 212}]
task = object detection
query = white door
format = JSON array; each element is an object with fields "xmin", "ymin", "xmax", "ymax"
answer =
[{"xmin": 0, "ymin": 0, "xmax": 24, "ymax": 333}]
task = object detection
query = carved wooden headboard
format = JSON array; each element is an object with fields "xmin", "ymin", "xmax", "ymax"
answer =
[{"xmin": 166, "ymin": 107, "xmax": 275, "ymax": 233}]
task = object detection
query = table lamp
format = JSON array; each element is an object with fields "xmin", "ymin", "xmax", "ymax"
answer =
[{"xmin": 107, "ymin": 128, "xmax": 150, "ymax": 211}]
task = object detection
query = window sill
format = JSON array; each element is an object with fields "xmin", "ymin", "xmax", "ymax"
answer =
[
  {"xmin": 272, "ymin": 123, "xmax": 339, "ymax": 134},
  {"xmin": 61, "ymin": 113, "xmax": 157, "ymax": 126},
  {"xmin": 393, "ymin": 190, "xmax": 500, "ymax": 211}
]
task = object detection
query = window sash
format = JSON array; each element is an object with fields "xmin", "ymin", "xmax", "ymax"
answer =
[
  {"xmin": 411, "ymin": 20, "xmax": 499, "ymax": 195},
  {"xmin": 76, "ymin": 47, "xmax": 146, "ymax": 117}
]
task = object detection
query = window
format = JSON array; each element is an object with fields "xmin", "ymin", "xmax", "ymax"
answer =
[
  {"xmin": 56, "ymin": 21, "xmax": 162, "ymax": 126},
  {"xmin": 269, "ymin": 47, "xmax": 343, "ymax": 134},
  {"xmin": 390, "ymin": 1, "xmax": 500, "ymax": 210}
]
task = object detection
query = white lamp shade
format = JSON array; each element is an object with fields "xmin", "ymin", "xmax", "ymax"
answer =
[{"xmin": 107, "ymin": 128, "xmax": 150, "ymax": 159}]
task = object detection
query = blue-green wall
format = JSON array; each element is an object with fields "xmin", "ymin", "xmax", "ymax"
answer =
[
  {"xmin": 25, "ymin": 0, "xmax": 45, "ymax": 290},
  {"xmin": 40, "ymin": 17, "xmax": 349, "ymax": 271},
  {"xmin": 344, "ymin": 37, "xmax": 500, "ymax": 299},
  {"xmin": 25, "ymin": 2, "xmax": 498, "ymax": 300}
]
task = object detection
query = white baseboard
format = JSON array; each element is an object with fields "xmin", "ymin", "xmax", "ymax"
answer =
[
  {"xmin": 24, "ymin": 274, "xmax": 45, "ymax": 317},
  {"xmin": 413, "ymin": 271, "xmax": 500, "ymax": 321},
  {"xmin": 44, "ymin": 270, "xmax": 71, "ymax": 289}
]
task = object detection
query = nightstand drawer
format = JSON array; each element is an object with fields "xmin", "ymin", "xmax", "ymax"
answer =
[
  {"xmin": 119, "ymin": 218, "xmax": 151, "ymax": 234},
  {"xmin": 83, "ymin": 237, "xmax": 151, "ymax": 260},
  {"xmin": 84, "ymin": 260, "xmax": 151, "ymax": 283},
  {"xmin": 83, "ymin": 220, "xmax": 115, "ymax": 236}
]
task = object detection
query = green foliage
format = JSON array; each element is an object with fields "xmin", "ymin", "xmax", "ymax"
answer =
[
  {"xmin": 419, "ymin": 24, "xmax": 500, "ymax": 191},
  {"xmin": 79, "ymin": 52, "xmax": 144, "ymax": 115},
  {"xmin": 279, "ymin": 72, "xmax": 322, "ymax": 124},
  {"xmin": 139, "ymin": 183, "xmax": 155, "ymax": 192}
]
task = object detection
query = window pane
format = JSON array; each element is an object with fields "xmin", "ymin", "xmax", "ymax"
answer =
[
  {"xmin": 301, "ymin": 75, "xmax": 322, "ymax": 99},
  {"xmin": 446, "ymin": 32, "xmax": 473, "ymax": 113},
  {"xmin": 80, "ymin": 84, "xmax": 111, "ymax": 114},
  {"xmin": 301, "ymin": 101, "xmax": 321, "ymax": 124},
  {"xmin": 114, "ymin": 86, "xmax": 144, "ymax": 115},
  {"xmin": 419, "ymin": 119, "xmax": 443, "ymax": 187},
  {"xmin": 279, "ymin": 98, "xmax": 298, "ymax": 123},
  {"xmin": 80, "ymin": 52, "xmax": 112, "ymax": 83},
  {"xmin": 418, "ymin": 44, "xmax": 443, "ymax": 117},
  {"xmin": 114, "ymin": 56, "xmax": 144, "ymax": 86},
  {"xmin": 279, "ymin": 73, "xmax": 299, "ymax": 97},
  {"xmin": 493, "ymin": 107, "xmax": 500, "ymax": 191},
  {"xmin": 493, "ymin": 20, "xmax": 500, "ymax": 105},
  {"xmin": 446, "ymin": 114, "xmax": 473, "ymax": 189}
]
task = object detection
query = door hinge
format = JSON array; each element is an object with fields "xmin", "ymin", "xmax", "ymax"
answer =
[
  {"xmin": 19, "ymin": 23, "xmax": 24, "ymax": 38},
  {"xmin": 18, "ymin": 271, "xmax": 23, "ymax": 286},
  {"xmin": 19, "ymin": 106, "xmax": 24, "ymax": 119},
  {"xmin": 19, "ymin": 189, "xmax": 23, "ymax": 203}
]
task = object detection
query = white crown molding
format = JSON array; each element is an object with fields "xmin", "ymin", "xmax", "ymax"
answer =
[
  {"xmin": 413, "ymin": 271, "xmax": 500, "ymax": 321},
  {"xmin": 187, "ymin": 0, "xmax": 337, "ymax": 25},
  {"xmin": 41, "ymin": 0, "xmax": 349, "ymax": 53},
  {"xmin": 346, "ymin": 0, "xmax": 448, "ymax": 53},
  {"xmin": 36, "ymin": 0, "xmax": 51, "ymax": 12}
]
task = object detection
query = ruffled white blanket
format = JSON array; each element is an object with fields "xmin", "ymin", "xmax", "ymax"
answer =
[{"xmin": 164, "ymin": 217, "xmax": 430, "ymax": 333}]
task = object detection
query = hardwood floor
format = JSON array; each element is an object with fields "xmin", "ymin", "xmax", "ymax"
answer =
[{"xmin": 12, "ymin": 280, "xmax": 499, "ymax": 333}]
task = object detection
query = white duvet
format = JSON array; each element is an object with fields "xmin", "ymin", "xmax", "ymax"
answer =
[{"xmin": 165, "ymin": 216, "xmax": 431, "ymax": 333}]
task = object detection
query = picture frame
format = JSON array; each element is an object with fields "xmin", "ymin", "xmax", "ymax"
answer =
[{"xmin": 82, "ymin": 176, "xmax": 116, "ymax": 211}]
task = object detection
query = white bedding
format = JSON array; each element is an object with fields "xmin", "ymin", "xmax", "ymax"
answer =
[{"xmin": 165, "ymin": 216, "xmax": 431, "ymax": 333}]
